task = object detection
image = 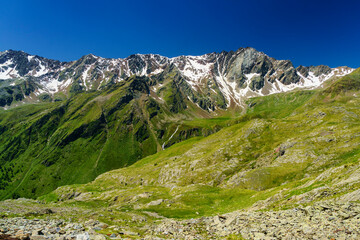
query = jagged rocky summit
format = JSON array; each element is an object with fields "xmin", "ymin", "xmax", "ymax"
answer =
[{"xmin": 0, "ymin": 47, "xmax": 353, "ymax": 109}]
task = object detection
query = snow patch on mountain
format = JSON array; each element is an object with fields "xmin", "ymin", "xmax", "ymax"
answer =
[
  {"xmin": 27, "ymin": 55, "xmax": 34, "ymax": 62},
  {"xmin": 43, "ymin": 79, "xmax": 61, "ymax": 93},
  {"xmin": 0, "ymin": 59, "xmax": 22, "ymax": 79},
  {"xmin": 172, "ymin": 55, "xmax": 213, "ymax": 82},
  {"xmin": 297, "ymin": 67, "xmax": 354, "ymax": 89},
  {"xmin": 34, "ymin": 61, "xmax": 48, "ymax": 77},
  {"xmin": 245, "ymin": 73, "xmax": 260, "ymax": 80},
  {"xmin": 61, "ymin": 78, "xmax": 72, "ymax": 89},
  {"xmin": 239, "ymin": 73, "xmax": 263, "ymax": 98},
  {"xmin": 82, "ymin": 65, "xmax": 92, "ymax": 90},
  {"xmin": 151, "ymin": 68, "xmax": 164, "ymax": 75}
]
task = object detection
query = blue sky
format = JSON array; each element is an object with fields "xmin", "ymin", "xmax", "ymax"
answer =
[{"xmin": 1, "ymin": 0, "xmax": 359, "ymax": 67}]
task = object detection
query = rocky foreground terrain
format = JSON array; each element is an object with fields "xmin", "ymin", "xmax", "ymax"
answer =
[
  {"xmin": 149, "ymin": 201, "xmax": 360, "ymax": 239},
  {"xmin": 1, "ymin": 199, "xmax": 360, "ymax": 239},
  {"xmin": 0, "ymin": 218, "xmax": 106, "ymax": 240}
]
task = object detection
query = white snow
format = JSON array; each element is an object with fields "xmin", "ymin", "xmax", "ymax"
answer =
[
  {"xmin": 212, "ymin": 56, "xmax": 244, "ymax": 106},
  {"xmin": 34, "ymin": 59, "xmax": 48, "ymax": 77},
  {"xmin": 27, "ymin": 55, "xmax": 34, "ymax": 62},
  {"xmin": 162, "ymin": 126, "xmax": 180, "ymax": 150},
  {"xmin": 252, "ymin": 67, "xmax": 355, "ymax": 98},
  {"xmin": 171, "ymin": 55, "xmax": 213, "ymax": 84},
  {"xmin": 245, "ymin": 73, "xmax": 260, "ymax": 80},
  {"xmin": 37, "ymin": 88, "xmax": 46, "ymax": 95},
  {"xmin": 61, "ymin": 78, "xmax": 72, "ymax": 89},
  {"xmin": 139, "ymin": 64, "xmax": 147, "ymax": 76},
  {"xmin": 273, "ymin": 79, "xmax": 298, "ymax": 92},
  {"xmin": 238, "ymin": 74, "xmax": 262, "ymax": 98},
  {"xmin": 42, "ymin": 78, "xmax": 60, "ymax": 93},
  {"xmin": 151, "ymin": 68, "xmax": 164, "ymax": 75},
  {"xmin": 332, "ymin": 67, "xmax": 354, "ymax": 77},
  {"xmin": 296, "ymin": 67, "xmax": 355, "ymax": 90},
  {"xmin": 228, "ymin": 80, "xmax": 242, "ymax": 100},
  {"xmin": 82, "ymin": 65, "xmax": 92, "ymax": 90},
  {"xmin": 215, "ymin": 75, "xmax": 231, "ymax": 106},
  {"xmin": 0, "ymin": 60, "xmax": 18, "ymax": 79},
  {"xmin": 296, "ymin": 71, "xmax": 327, "ymax": 88}
]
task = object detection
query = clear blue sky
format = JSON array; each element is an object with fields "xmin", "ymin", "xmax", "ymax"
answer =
[{"xmin": 1, "ymin": 0, "xmax": 359, "ymax": 68}]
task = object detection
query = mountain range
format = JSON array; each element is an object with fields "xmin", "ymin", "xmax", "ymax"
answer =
[
  {"xmin": 0, "ymin": 47, "xmax": 353, "ymax": 109},
  {"xmin": 0, "ymin": 47, "xmax": 356, "ymax": 201}
]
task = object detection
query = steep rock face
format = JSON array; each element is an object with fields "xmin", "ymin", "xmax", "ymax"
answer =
[
  {"xmin": 0, "ymin": 50, "xmax": 62, "ymax": 78},
  {"xmin": 0, "ymin": 48, "xmax": 354, "ymax": 110}
]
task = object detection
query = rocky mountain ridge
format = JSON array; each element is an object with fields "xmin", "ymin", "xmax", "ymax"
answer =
[{"xmin": 0, "ymin": 48, "xmax": 353, "ymax": 109}]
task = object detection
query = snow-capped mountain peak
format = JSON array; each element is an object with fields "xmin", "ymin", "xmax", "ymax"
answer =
[{"xmin": 0, "ymin": 48, "xmax": 355, "ymax": 109}]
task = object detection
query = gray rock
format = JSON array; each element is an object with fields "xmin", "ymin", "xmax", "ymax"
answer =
[
  {"xmin": 73, "ymin": 224, "xmax": 83, "ymax": 230},
  {"xmin": 91, "ymin": 235, "xmax": 106, "ymax": 240},
  {"xmin": 109, "ymin": 233, "xmax": 117, "ymax": 238},
  {"xmin": 32, "ymin": 229, "xmax": 43, "ymax": 236},
  {"xmin": 147, "ymin": 199, "xmax": 164, "ymax": 206},
  {"xmin": 30, "ymin": 236, "xmax": 47, "ymax": 240},
  {"xmin": 76, "ymin": 232, "xmax": 90, "ymax": 240}
]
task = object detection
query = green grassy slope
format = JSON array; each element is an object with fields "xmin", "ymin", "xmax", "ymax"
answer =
[
  {"xmin": 0, "ymin": 75, "xmax": 226, "ymax": 200},
  {"xmin": 45, "ymin": 68, "xmax": 360, "ymax": 220},
  {"xmin": 324, "ymin": 68, "xmax": 360, "ymax": 95}
]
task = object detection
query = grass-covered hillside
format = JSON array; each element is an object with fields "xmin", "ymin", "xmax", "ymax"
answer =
[
  {"xmin": 41, "ymin": 68, "xmax": 360, "ymax": 223},
  {"xmin": 0, "ymin": 73, "xmax": 231, "ymax": 200}
]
